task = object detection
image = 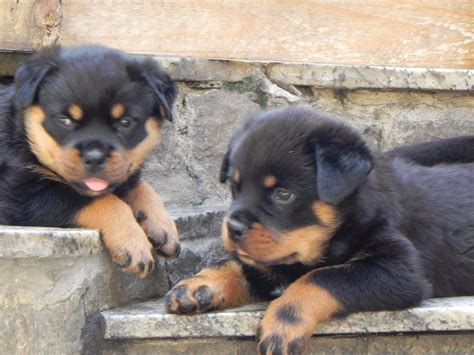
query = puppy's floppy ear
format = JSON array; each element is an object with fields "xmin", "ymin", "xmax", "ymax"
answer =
[
  {"xmin": 219, "ymin": 129, "xmax": 245, "ymax": 183},
  {"xmin": 128, "ymin": 58, "xmax": 177, "ymax": 121},
  {"xmin": 312, "ymin": 125, "xmax": 373, "ymax": 205},
  {"xmin": 14, "ymin": 47, "xmax": 58, "ymax": 108},
  {"xmin": 219, "ymin": 114, "xmax": 267, "ymax": 183},
  {"xmin": 219, "ymin": 148, "xmax": 232, "ymax": 183}
]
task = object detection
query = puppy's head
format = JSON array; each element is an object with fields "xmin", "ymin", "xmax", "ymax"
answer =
[
  {"xmin": 14, "ymin": 45, "xmax": 177, "ymax": 196},
  {"xmin": 220, "ymin": 107, "xmax": 373, "ymax": 267}
]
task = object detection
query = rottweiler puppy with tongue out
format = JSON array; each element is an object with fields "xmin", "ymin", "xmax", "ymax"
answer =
[
  {"xmin": 166, "ymin": 107, "xmax": 474, "ymax": 354},
  {"xmin": 0, "ymin": 45, "xmax": 181, "ymax": 277}
]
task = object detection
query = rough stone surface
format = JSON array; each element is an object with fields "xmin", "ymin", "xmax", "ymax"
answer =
[
  {"xmin": 157, "ymin": 58, "xmax": 474, "ymax": 91},
  {"xmin": 167, "ymin": 207, "xmax": 226, "ymax": 286},
  {"xmin": 103, "ymin": 333, "xmax": 474, "ymax": 355},
  {"xmin": 102, "ymin": 297, "xmax": 474, "ymax": 339},
  {"xmin": 0, "ymin": 52, "xmax": 30, "ymax": 77},
  {"xmin": 0, "ymin": 253, "xmax": 168, "ymax": 354},
  {"xmin": 145, "ymin": 84, "xmax": 262, "ymax": 208},
  {"xmin": 143, "ymin": 69, "xmax": 474, "ymax": 209},
  {"xmin": 0, "ymin": 225, "xmax": 101, "ymax": 258},
  {"xmin": 0, "ymin": 209, "xmax": 225, "ymax": 354},
  {"xmin": 265, "ymin": 62, "xmax": 474, "ymax": 91}
]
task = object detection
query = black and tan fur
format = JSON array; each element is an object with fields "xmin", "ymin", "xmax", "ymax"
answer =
[
  {"xmin": 167, "ymin": 107, "xmax": 474, "ymax": 354},
  {"xmin": 0, "ymin": 45, "xmax": 180, "ymax": 277}
]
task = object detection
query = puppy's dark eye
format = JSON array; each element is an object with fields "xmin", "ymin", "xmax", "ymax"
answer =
[
  {"xmin": 272, "ymin": 188, "xmax": 296, "ymax": 204},
  {"xmin": 119, "ymin": 118, "xmax": 132, "ymax": 128},
  {"xmin": 58, "ymin": 117, "xmax": 76, "ymax": 128}
]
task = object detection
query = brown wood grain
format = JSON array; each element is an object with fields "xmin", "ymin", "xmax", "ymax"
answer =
[
  {"xmin": 1, "ymin": 0, "xmax": 473, "ymax": 69},
  {"xmin": 0, "ymin": 0, "xmax": 62, "ymax": 50}
]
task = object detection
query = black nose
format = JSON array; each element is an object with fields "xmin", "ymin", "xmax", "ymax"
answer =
[
  {"xmin": 81, "ymin": 144, "xmax": 109, "ymax": 172},
  {"xmin": 227, "ymin": 218, "xmax": 249, "ymax": 242}
]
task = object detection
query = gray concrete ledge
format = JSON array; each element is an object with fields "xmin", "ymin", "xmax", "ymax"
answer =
[
  {"xmin": 0, "ymin": 225, "xmax": 101, "ymax": 258},
  {"xmin": 157, "ymin": 57, "xmax": 474, "ymax": 91},
  {"xmin": 1, "ymin": 51, "xmax": 472, "ymax": 91},
  {"xmin": 0, "ymin": 208, "xmax": 225, "ymax": 259},
  {"xmin": 104, "ymin": 332, "xmax": 474, "ymax": 355},
  {"xmin": 102, "ymin": 297, "xmax": 474, "ymax": 339}
]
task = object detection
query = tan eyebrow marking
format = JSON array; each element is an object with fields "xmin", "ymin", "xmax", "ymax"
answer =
[
  {"xmin": 264, "ymin": 175, "xmax": 277, "ymax": 188},
  {"xmin": 111, "ymin": 103, "xmax": 126, "ymax": 119},
  {"xmin": 68, "ymin": 104, "xmax": 83, "ymax": 121},
  {"xmin": 234, "ymin": 169, "xmax": 240, "ymax": 183}
]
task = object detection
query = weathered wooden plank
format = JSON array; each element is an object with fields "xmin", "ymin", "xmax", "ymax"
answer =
[
  {"xmin": 0, "ymin": 0, "xmax": 62, "ymax": 51},
  {"xmin": 1, "ymin": 0, "xmax": 473, "ymax": 69}
]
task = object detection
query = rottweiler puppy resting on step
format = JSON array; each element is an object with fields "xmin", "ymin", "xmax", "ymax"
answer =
[
  {"xmin": 166, "ymin": 107, "xmax": 474, "ymax": 354},
  {"xmin": 0, "ymin": 45, "xmax": 180, "ymax": 277}
]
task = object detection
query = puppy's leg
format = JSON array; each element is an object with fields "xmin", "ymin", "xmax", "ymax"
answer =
[
  {"xmin": 256, "ymin": 272, "xmax": 341, "ymax": 355},
  {"xmin": 257, "ymin": 277, "xmax": 340, "ymax": 355},
  {"xmin": 120, "ymin": 181, "xmax": 180, "ymax": 258},
  {"xmin": 75, "ymin": 194, "xmax": 155, "ymax": 278},
  {"xmin": 257, "ymin": 237, "xmax": 427, "ymax": 355},
  {"xmin": 166, "ymin": 260, "xmax": 253, "ymax": 314}
]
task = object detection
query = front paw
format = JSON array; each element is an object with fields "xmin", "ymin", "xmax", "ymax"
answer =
[
  {"xmin": 257, "ymin": 302, "xmax": 311, "ymax": 355},
  {"xmin": 106, "ymin": 229, "xmax": 155, "ymax": 278},
  {"xmin": 165, "ymin": 277, "xmax": 225, "ymax": 314},
  {"xmin": 75, "ymin": 194, "xmax": 156, "ymax": 278},
  {"xmin": 137, "ymin": 211, "xmax": 181, "ymax": 258},
  {"xmin": 122, "ymin": 181, "xmax": 181, "ymax": 259}
]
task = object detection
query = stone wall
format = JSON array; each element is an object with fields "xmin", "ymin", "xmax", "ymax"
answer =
[{"xmin": 145, "ymin": 59, "xmax": 474, "ymax": 208}]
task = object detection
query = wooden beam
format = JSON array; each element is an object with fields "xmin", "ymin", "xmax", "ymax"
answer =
[
  {"xmin": 0, "ymin": 0, "xmax": 62, "ymax": 51},
  {"xmin": 1, "ymin": 0, "xmax": 473, "ymax": 69}
]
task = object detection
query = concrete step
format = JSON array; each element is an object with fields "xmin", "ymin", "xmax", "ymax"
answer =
[
  {"xmin": 0, "ymin": 207, "xmax": 225, "ymax": 354},
  {"xmin": 0, "ymin": 206, "xmax": 224, "ymax": 259},
  {"xmin": 101, "ymin": 297, "xmax": 474, "ymax": 354}
]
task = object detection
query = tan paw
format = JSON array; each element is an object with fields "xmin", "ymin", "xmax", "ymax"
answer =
[
  {"xmin": 256, "ymin": 274, "xmax": 341, "ymax": 355},
  {"xmin": 257, "ymin": 300, "xmax": 310, "ymax": 355},
  {"xmin": 165, "ymin": 276, "xmax": 225, "ymax": 314},
  {"xmin": 165, "ymin": 261, "xmax": 252, "ymax": 314},
  {"xmin": 107, "ymin": 227, "xmax": 155, "ymax": 278},
  {"xmin": 122, "ymin": 181, "xmax": 181, "ymax": 258},
  {"xmin": 75, "ymin": 194, "xmax": 156, "ymax": 278},
  {"xmin": 137, "ymin": 210, "xmax": 181, "ymax": 258}
]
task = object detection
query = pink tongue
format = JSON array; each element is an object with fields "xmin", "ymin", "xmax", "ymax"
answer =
[
  {"xmin": 237, "ymin": 249, "xmax": 250, "ymax": 257},
  {"xmin": 83, "ymin": 178, "xmax": 109, "ymax": 192}
]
